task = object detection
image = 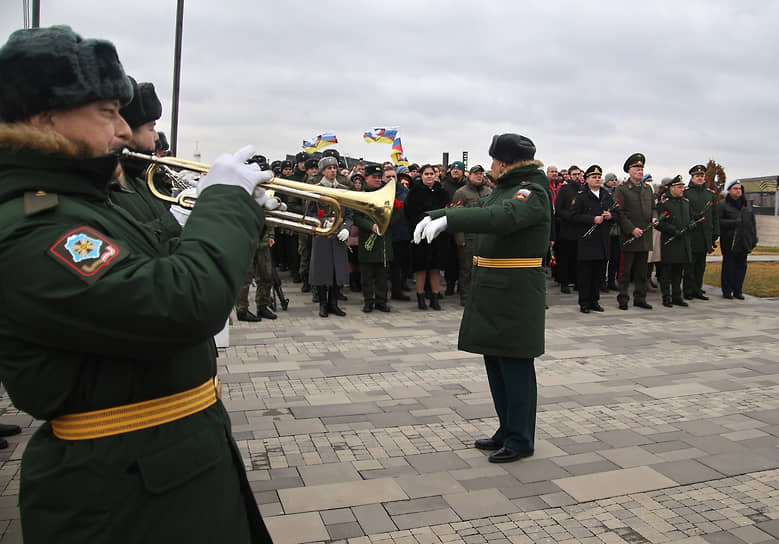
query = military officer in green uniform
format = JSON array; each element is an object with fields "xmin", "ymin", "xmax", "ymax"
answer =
[
  {"xmin": 656, "ymin": 175, "xmax": 694, "ymax": 307},
  {"xmin": 112, "ymin": 77, "xmax": 182, "ymax": 243},
  {"xmin": 0, "ymin": 26, "xmax": 279, "ymax": 543},
  {"xmin": 614, "ymin": 152, "xmax": 655, "ymax": 310},
  {"xmin": 683, "ymin": 164, "xmax": 719, "ymax": 300},
  {"xmin": 415, "ymin": 133, "xmax": 550, "ymax": 463},
  {"xmin": 355, "ymin": 165, "xmax": 395, "ymax": 312}
]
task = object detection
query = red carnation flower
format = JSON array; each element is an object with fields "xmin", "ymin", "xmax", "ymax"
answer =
[
  {"xmin": 393, "ymin": 199, "xmax": 404, "ymax": 211},
  {"xmin": 317, "ymin": 209, "xmax": 325, "ymax": 219}
]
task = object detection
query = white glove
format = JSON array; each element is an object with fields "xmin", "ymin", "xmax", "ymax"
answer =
[
  {"xmin": 252, "ymin": 185, "xmax": 286, "ymax": 211},
  {"xmin": 169, "ymin": 187, "xmax": 197, "ymax": 226},
  {"xmin": 197, "ymin": 145, "xmax": 268, "ymax": 196},
  {"xmin": 336, "ymin": 228, "xmax": 350, "ymax": 242},
  {"xmin": 413, "ymin": 216, "xmax": 432, "ymax": 244},
  {"xmin": 423, "ymin": 216, "xmax": 448, "ymax": 244}
]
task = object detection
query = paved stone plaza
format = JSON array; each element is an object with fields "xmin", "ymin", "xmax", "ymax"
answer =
[{"xmin": 1, "ymin": 274, "xmax": 777, "ymax": 543}]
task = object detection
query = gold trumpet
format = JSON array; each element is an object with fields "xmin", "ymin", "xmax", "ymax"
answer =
[{"xmin": 121, "ymin": 150, "xmax": 395, "ymax": 236}]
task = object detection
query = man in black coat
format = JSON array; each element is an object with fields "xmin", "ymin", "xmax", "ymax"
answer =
[
  {"xmin": 554, "ymin": 165, "xmax": 584, "ymax": 293},
  {"xmin": 570, "ymin": 165, "xmax": 614, "ymax": 312}
]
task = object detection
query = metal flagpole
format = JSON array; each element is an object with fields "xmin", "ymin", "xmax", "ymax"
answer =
[
  {"xmin": 32, "ymin": 0, "xmax": 40, "ymax": 27},
  {"xmin": 170, "ymin": 0, "xmax": 185, "ymax": 156}
]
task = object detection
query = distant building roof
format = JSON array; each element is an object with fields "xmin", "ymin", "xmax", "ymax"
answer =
[{"xmin": 738, "ymin": 175, "xmax": 778, "ymax": 193}]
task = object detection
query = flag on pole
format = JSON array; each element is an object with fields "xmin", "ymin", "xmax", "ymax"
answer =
[
  {"xmin": 390, "ymin": 135, "xmax": 409, "ymax": 166},
  {"xmin": 363, "ymin": 127, "xmax": 398, "ymax": 144},
  {"xmin": 302, "ymin": 131, "xmax": 338, "ymax": 154}
]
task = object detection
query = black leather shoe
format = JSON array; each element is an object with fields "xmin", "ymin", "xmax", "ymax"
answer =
[
  {"xmin": 618, "ymin": 301, "xmax": 628, "ymax": 310},
  {"xmin": 0, "ymin": 438, "xmax": 7, "ymax": 450},
  {"xmin": 362, "ymin": 303, "xmax": 373, "ymax": 313},
  {"xmin": 683, "ymin": 294, "xmax": 694, "ymax": 300},
  {"xmin": 474, "ymin": 438, "xmax": 501, "ymax": 451},
  {"xmin": 591, "ymin": 303, "xmax": 605, "ymax": 312},
  {"xmin": 693, "ymin": 293, "xmax": 709, "ymax": 301},
  {"xmin": 561, "ymin": 285, "xmax": 571, "ymax": 294},
  {"xmin": 673, "ymin": 299, "xmax": 689, "ymax": 307},
  {"xmin": 488, "ymin": 446, "xmax": 533, "ymax": 463},
  {"xmin": 663, "ymin": 300, "xmax": 673, "ymax": 308},
  {"xmin": 734, "ymin": 293, "xmax": 745, "ymax": 300},
  {"xmin": 236, "ymin": 310, "xmax": 261, "ymax": 322},
  {"xmin": 375, "ymin": 303, "xmax": 391, "ymax": 312},
  {"xmin": 0, "ymin": 424, "xmax": 21, "ymax": 437},
  {"xmin": 722, "ymin": 293, "xmax": 733, "ymax": 299},
  {"xmin": 291, "ymin": 272, "xmax": 302, "ymax": 283},
  {"xmin": 301, "ymin": 282, "xmax": 311, "ymax": 293},
  {"xmin": 634, "ymin": 301, "xmax": 653, "ymax": 309},
  {"xmin": 580, "ymin": 307, "xmax": 591, "ymax": 314},
  {"xmin": 258, "ymin": 306, "xmax": 277, "ymax": 320}
]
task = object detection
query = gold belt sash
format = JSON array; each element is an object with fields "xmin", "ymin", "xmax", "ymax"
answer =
[
  {"xmin": 473, "ymin": 256, "xmax": 543, "ymax": 268},
  {"xmin": 51, "ymin": 377, "xmax": 222, "ymax": 441}
]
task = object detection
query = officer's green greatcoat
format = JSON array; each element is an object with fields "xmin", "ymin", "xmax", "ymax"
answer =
[
  {"xmin": 683, "ymin": 183, "xmax": 719, "ymax": 252},
  {"xmin": 0, "ymin": 126, "xmax": 271, "ymax": 543},
  {"xmin": 429, "ymin": 160, "xmax": 550, "ymax": 358},
  {"xmin": 656, "ymin": 194, "xmax": 693, "ymax": 264},
  {"xmin": 354, "ymin": 183, "xmax": 396, "ymax": 265},
  {"xmin": 614, "ymin": 179, "xmax": 655, "ymax": 252}
]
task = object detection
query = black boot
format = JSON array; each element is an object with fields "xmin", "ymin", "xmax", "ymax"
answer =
[
  {"xmin": 317, "ymin": 286, "xmax": 328, "ymax": 317},
  {"xmin": 429, "ymin": 293, "xmax": 441, "ymax": 311},
  {"xmin": 301, "ymin": 280, "xmax": 311, "ymax": 293},
  {"xmin": 416, "ymin": 293, "xmax": 427, "ymax": 310},
  {"xmin": 328, "ymin": 287, "xmax": 346, "ymax": 316}
]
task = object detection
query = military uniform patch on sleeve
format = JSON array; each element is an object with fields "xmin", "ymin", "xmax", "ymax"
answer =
[
  {"xmin": 47, "ymin": 226, "xmax": 129, "ymax": 284},
  {"xmin": 514, "ymin": 189, "xmax": 532, "ymax": 201}
]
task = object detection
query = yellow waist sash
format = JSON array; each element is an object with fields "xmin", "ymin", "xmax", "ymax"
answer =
[
  {"xmin": 473, "ymin": 256, "xmax": 543, "ymax": 268},
  {"xmin": 50, "ymin": 377, "xmax": 222, "ymax": 441}
]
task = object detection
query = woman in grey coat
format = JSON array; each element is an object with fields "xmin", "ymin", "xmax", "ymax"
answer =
[{"xmin": 308, "ymin": 156, "xmax": 353, "ymax": 317}]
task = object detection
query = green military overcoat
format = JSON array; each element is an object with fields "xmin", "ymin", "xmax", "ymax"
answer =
[
  {"xmin": 683, "ymin": 183, "xmax": 719, "ymax": 252},
  {"xmin": 0, "ymin": 125, "xmax": 272, "ymax": 543},
  {"xmin": 429, "ymin": 160, "xmax": 550, "ymax": 358},
  {"xmin": 614, "ymin": 179, "xmax": 655, "ymax": 252},
  {"xmin": 656, "ymin": 194, "xmax": 693, "ymax": 264}
]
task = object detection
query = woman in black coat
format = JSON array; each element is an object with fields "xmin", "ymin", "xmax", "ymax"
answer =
[
  {"xmin": 718, "ymin": 181, "xmax": 758, "ymax": 299},
  {"xmin": 404, "ymin": 165, "xmax": 448, "ymax": 309}
]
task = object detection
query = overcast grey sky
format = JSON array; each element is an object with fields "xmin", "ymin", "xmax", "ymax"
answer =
[{"xmin": 2, "ymin": 1, "xmax": 776, "ymax": 180}]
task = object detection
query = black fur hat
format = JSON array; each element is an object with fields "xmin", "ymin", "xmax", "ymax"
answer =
[
  {"xmin": 0, "ymin": 25, "xmax": 133, "ymax": 122},
  {"xmin": 120, "ymin": 77, "xmax": 162, "ymax": 129},
  {"xmin": 488, "ymin": 133, "xmax": 536, "ymax": 163}
]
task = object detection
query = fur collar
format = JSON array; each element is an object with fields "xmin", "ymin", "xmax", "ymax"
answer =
[
  {"xmin": 0, "ymin": 122, "xmax": 83, "ymax": 157},
  {"xmin": 497, "ymin": 159, "xmax": 544, "ymax": 180}
]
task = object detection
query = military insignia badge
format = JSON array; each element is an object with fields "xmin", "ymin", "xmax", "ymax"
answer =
[
  {"xmin": 513, "ymin": 189, "xmax": 532, "ymax": 201},
  {"xmin": 48, "ymin": 226, "xmax": 128, "ymax": 284}
]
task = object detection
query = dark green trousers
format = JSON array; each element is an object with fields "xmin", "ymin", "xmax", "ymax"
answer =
[
  {"xmin": 618, "ymin": 250, "xmax": 648, "ymax": 303},
  {"xmin": 683, "ymin": 251, "xmax": 706, "ymax": 297},
  {"xmin": 360, "ymin": 262, "xmax": 388, "ymax": 304},
  {"xmin": 661, "ymin": 262, "xmax": 684, "ymax": 302},
  {"xmin": 484, "ymin": 356, "xmax": 536, "ymax": 453}
]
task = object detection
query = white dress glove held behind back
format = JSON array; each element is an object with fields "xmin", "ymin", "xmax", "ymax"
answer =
[{"xmin": 336, "ymin": 228, "xmax": 350, "ymax": 242}]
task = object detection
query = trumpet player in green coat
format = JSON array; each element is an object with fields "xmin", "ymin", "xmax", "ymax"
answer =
[
  {"xmin": 415, "ymin": 133, "xmax": 550, "ymax": 463},
  {"xmin": 0, "ymin": 25, "xmax": 280, "ymax": 543}
]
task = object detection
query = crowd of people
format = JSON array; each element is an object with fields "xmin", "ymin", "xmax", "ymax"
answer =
[
  {"xmin": 235, "ymin": 151, "xmax": 500, "ymax": 319},
  {"xmin": 547, "ymin": 155, "xmax": 758, "ymax": 312},
  {"xmin": 238, "ymin": 150, "xmax": 759, "ymax": 320}
]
